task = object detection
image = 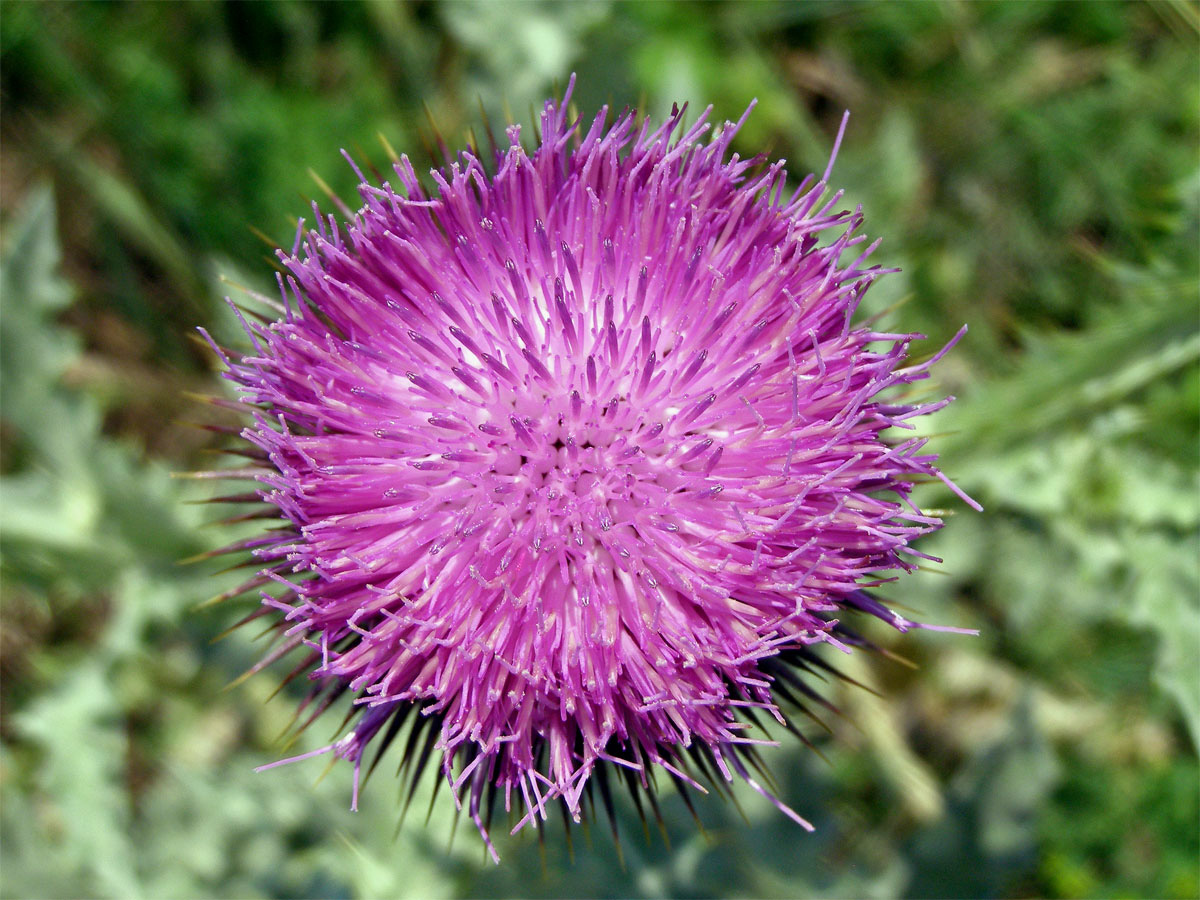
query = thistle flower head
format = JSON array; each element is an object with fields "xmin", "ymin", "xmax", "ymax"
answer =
[{"xmin": 203, "ymin": 78, "xmax": 977, "ymax": 861}]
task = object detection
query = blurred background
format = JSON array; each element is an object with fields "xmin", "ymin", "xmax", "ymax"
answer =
[{"xmin": 1, "ymin": 2, "xmax": 1197, "ymax": 898}]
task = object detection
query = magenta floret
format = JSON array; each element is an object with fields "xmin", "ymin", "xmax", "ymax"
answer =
[{"xmin": 205, "ymin": 78, "xmax": 976, "ymax": 860}]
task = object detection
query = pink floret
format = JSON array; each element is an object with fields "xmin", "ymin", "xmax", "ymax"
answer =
[{"xmin": 212, "ymin": 76, "xmax": 974, "ymax": 860}]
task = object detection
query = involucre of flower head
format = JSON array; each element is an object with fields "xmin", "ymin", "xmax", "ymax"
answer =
[{"xmin": 200, "ymin": 77, "xmax": 978, "ymax": 861}]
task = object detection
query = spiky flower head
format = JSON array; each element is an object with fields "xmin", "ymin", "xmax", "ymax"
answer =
[{"xmin": 202, "ymin": 78, "xmax": 977, "ymax": 861}]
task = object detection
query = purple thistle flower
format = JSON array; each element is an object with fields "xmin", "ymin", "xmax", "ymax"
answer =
[{"xmin": 201, "ymin": 78, "xmax": 978, "ymax": 861}]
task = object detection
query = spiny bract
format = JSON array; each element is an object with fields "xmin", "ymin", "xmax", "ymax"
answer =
[{"xmin": 202, "ymin": 78, "xmax": 977, "ymax": 861}]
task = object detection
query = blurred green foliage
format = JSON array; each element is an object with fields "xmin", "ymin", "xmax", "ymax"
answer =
[{"xmin": 1, "ymin": 2, "xmax": 1197, "ymax": 898}]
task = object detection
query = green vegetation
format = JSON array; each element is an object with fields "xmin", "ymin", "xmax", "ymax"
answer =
[{"xmin": 2, "ymin": 2, "xmax": 1196, "ymax": 897}]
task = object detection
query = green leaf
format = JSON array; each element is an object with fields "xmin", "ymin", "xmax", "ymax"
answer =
[
  {"xmin": 907, "ymin": 694, "xmax": 1061, "ymax": 898},
  {"xmin": 13, "ymin": 663, "xmax": 142, "ymax": 899},
  {"xmin": 1126, "ymin": 531, "xmax": 1200, "ymax": 750}
]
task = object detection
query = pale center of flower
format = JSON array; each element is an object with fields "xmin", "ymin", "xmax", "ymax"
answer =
[{"xmin": 480, "ymin": 388, "xmax": 675, "ymax": 539}]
